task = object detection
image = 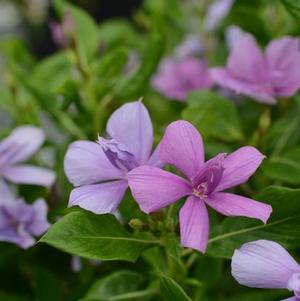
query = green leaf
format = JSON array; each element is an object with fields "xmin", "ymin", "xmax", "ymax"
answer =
[
  {"xmin": 281, "ymin": 0, "xmax": 300, "ymax": 19},
  {"xmin": 182, "ymin": 91, "xmax": 244, "ymax": 142},
  {"xmin": 160, "ymin": 275, "xmax": 192, "ymax": 301},
  {"xmin": 83, "ymin": 270, "xmax": 154, "ymax": 301},
  {"xmin": 41, "ymin": 210, "xmax": 160, "ymax": 262},
  {"xmin": 262, "ymin": 147, "xmax": 300, "ymax": 185},
  {"xmin": 207, "ymin": 186, "xmax": 300, "ymax": 258}
]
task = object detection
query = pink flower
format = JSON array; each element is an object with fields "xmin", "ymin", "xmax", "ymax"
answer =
[
  {"xmin": 128, "ymin": 120, "xmax": 272, "ymax": 253},
  {"xmin": 232, "ymin": 240, "xmax": 300, "ymax": 301},
  {"xmin": 64, "ymin": 101, "xmax": 162, "ymax": 214},
  {"xmin": 152, "ymin": 57, "xmax": 213, "ymax": 102},
  {"xmin": 211, "ymin": 36, "xmax": 300, "ymax": 104},
  {"xmin": 0, "ymin": 126, "xmax": 56, "ymax": 192}
]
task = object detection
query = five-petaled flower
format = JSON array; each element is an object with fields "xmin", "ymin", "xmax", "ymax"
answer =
[
  {"xmin": 0, "ymin": 181, "xmax": 50, "ymax": 249},
  {"xmin": 210, "ymin": 36, "xmax": 300, "ymax": 104},
  {"xmin": 64, "ymin": 101, "xmax": 162, "ymax": 214},
  {"xmin": 232, "ymin": 240, "xmax": 300, "ymax": 301},
  {"xmin": 128, "ymin": 120, "xmax": 272, "ymax": 253},
  {"xmin": 0, "ymin": 126, "xmax": 56, "ymax": 192}
]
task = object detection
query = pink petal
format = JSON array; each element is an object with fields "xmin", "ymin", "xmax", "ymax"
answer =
[
  {"xmin": 232, "ymin": 240, "xmax": 300, "ymax": 289},
  {"xmin": 179, "ymin": 195, "xmax": 209, "ymax": 253},
  {"xmin": 159, "ymin": 120, "xmax": 205, "ymax": 180},
  {"xmin": 217, "ymin": 146, "xmax": 265, "ymax": 191},
  {"xmin": 0, "ymin": 126, "xmax": 45, "ymax": 165},
  {"xmin": 128, "ymin": 166, "xmax": 192, "ymax": 213},
  {"xmin": 2, "ymin": 165, "xmax": 56, "ymax": 187},
  {"xmin": 227, "ymin": 36, "xmax": 268, "ymax": 83},
  {"xmin": 210, "ymin": 68, "xmax": 276, "ymax": 104},
  {"xmin": 64, "ymin": 141, "xmax": 124, "ymax": 187},
  {"xmin": 28, "ymin": 198, "xmax": 50, "ymax": 236},
  {"xmin": 266, "ymin": 37, "xmax": 300, "ymax": 97},
  {"xmin": 106, "ymin": 101, "xmax": 153, "ymax": 165},
  {"xmin": 69, "ymin": 180, "xmax": 128, "ymax": 214},
  {"xmin": 206, "ymin": 192, "xmax": 272, "ymax": 223}
]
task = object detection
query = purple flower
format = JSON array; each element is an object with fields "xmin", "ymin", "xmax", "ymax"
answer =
[
  {"xmin": 210, "ymin": 36, "xmax": 300, "ymax": 104},
  {"xmin": 64, "ymin": 101, "xmax": 162, "ymax": 214},
  {"xmin": 152, "ymin": 57, "xmax": 213, "ymax": 102},
  {"xmin": 204, "ymin": 0, "xmax": 234, "ymax": 32},
  {"xmin": 175, "ymin": 35, "xmax": 204, "ymax": 59},
  {"xmin": 0, "ymin": 182, "xmax": 50, "ymax": 249},
  {"xmin": 0, "ymin": 126, "xmax": 56, "ymax": 192},
  {"xmin": 128, "ymin": 120, "xmax": 272, "ymax": 253},
  {"xmin": 232, "ymin": 240, "xmax": 300, "ymax": 301}
]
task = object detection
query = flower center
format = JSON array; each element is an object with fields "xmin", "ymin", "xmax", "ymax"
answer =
[
  {"xmin": 192, "ymin": 153, "xmax": 226, "ymax": 200},
  {"xmin": 98, "ymin": 137, "xmax": 138, "ymax": 172}
]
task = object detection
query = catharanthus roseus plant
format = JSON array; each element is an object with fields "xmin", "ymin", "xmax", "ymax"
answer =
[{"xmin": 128, "ymin": 120, "xmax": 272, "ymax": 252}]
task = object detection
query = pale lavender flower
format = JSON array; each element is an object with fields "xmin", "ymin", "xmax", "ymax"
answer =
[
  {"xmin": 232, "ymin": 240, "xmax": 300, "ymax": 301},
  {"xmin": 175, "ymin": 35, "xmax": 204, "ymax": 59},
  {"xmin": 128, "ymin": 120, "xmax": 272, "ymax": 253},
  {"xmin": 225, "ymin": 25, "xmax": 253, "ymax": 50},
  {"xmin": 0, "ymin": 126, "xmax": 56, "ymax": 193},
  {"xmin": 210, "ymin": 36, "xmax": 300, "ymax": 104},
  {"xmin": 152, "ymin": 57, "xmax": 213, "ymax": 102},
  {"xmin": 0, "ymin": 182, "xmax": 50, "ymax": 249},
  {"xmin": 64, "ymin": 101, "xmax": 162, "ymax": 214},
  {"xmin": 204, "ymin": 0, "xmax": 234, "ymax": 32}
]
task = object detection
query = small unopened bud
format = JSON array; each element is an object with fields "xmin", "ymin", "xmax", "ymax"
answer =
[{"xmin": 129, "ymin": 218, "xmax": 144, "ymax": 230}]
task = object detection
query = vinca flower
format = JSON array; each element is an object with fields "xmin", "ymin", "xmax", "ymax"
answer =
[
  {"xmin": 64, "ymin": 101, "xmax": 162, "ymax": 214},
  {"xmin": 152, "ymin": 57, "xmax": 213, "ymax": 101},
  {"xmin": 0, "ymin": 181, "xmax": 50, "ymax": 249},
  {"xmin": 232, "ymin": 240, "xmax": 300, "ymax": 301},
  {"xmin": 0, "ymin": 126, "xmax": 56, "ymax": 192},
  {"xmin": 210, "ymin": 36, "xmax": 300, "ymax": 104},
  {"xmin": 128, "ymin": 120, "xmax": 272, "ymax": 253}
]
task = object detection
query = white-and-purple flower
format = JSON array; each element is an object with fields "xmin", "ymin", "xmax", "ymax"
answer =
[
  {"xmin": 0, "ymin": 181, "xmax": 50, "ymax": 249},
  {"xmin": 152, "ymin": 57, "xmax": 213, "ymax": 102},
  {"xmin": 128, "ymin": 120, "xmax": 272, "ymax": 253},
  {"xmin": 0, "ymin": 126, "xmax": 56, "ymax": 191},
  {"xmin": 210, "ymin": 36, "xmax": 300, "ymax": 104},
  {"xmin": 64, "ymin": 101, "xmax": 162, "ymax": 214},
  {"xmin": 232, "ymin": 240, "xmax": 300, "ymax": 301}
]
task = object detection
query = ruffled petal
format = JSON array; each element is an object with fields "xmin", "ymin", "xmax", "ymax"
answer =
[
  {"xmin": 69, "ymin": 180, "xmax": 128, "ymax": 214},
  {"xmin": 206, "ymin": 192, "xmax": 272, "ymax": 223},
  {"xmin": 106, "ymin": 101, "xmax": 153, "ymax": 165},
  {"xmin": 217, "ymin": 146, "xmax": 265, "ymax": 191},
  {"xmin": 266, "ymin": 37, "xmax": 300, "ymax": 97},
  {"xmin": 64, "ymin": 141, "xmax": 124, "ymax": 187},
  {"xmin": 232, "ymin": 240, "xmax": 300, "ymax": 289},
  {"xmin": 159, "ymin": 120, "xmax": 205, "ymax": 180},
  {"xmin": 2, "ymin": 165, "xmax": 56, "ymax": 187},
  {"xmin": 179, "ymin": 195, "xmax": 209, "ymax": 253},
  {"xmin": 128, "ymin": 166, "xmax": 192, "ymax": 213},
  {"xmin": 0, "ymin": 126, "xmax": 45, "ymax": 166}
]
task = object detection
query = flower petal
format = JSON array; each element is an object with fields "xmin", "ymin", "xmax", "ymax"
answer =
[
  {"xmin": 0, "ymin": 126, "xmax": 45, "ymax": 166},
  {"xmin": 69, "ymin": 180, "xmax": 128, "ymax": 214},
  {"xmin": 231, "ymin": 240, "xmax": 300, "ymax": 289},
  {"xmin": 227, "ymin": 36, "xmax": 268, "ymax": 83},
  {"xmin": 128, "ymin": 166, "xmax": 192, "ymax": 213},
  {"xmin": 27, "ymin": 199, "xmax": 50, "ymax": 236},
  {"xmin": 206, "ymin": 192, "xmax": 272, "ymax": 223},
  {"xmin": 217, "ymin": 146, "xmax": 265, "ymax": 191},
  {"xmin": 64, "ymin": 141, "xmax": 124, "ymax": 186},
  {"xmin": 179, "ymin": 195, "xmax": 209, "ymax": 253},
  {"xmin": 147, "ymin": 143, "xmax": 164, "ymax": 168},
  {"xmin": 0, "ymin": 179, "xmax": 14, "ymax": 203},
  {"xmin": 281, "ymin": 297, "xmax": 298, "ymax": 301},
  {"xmin": 266, "ymin": 37, "xmax": 300, "ymax": 97},
  {"xmin": 2, "ymin": 165, "xmax": 56, "ymax": 187},
  {"xmin": 159, "ymin": 120, "xmax": 205, "ymax": 180},
  {"xmin": 106, "ymin": 101, "xmax": 153, "ymax": 165}
]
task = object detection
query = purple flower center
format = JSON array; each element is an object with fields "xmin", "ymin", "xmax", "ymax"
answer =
[
  {"xmin": 98, "ymin": 137, "xmax": 138, "ymax": 172},
  {"xmin": 287, "ymin": 273, "xmax": 300, "ymax": 299},
  {"xmin": 192, "ymin": 153, "xmax": 226, "ymax": 200}
]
